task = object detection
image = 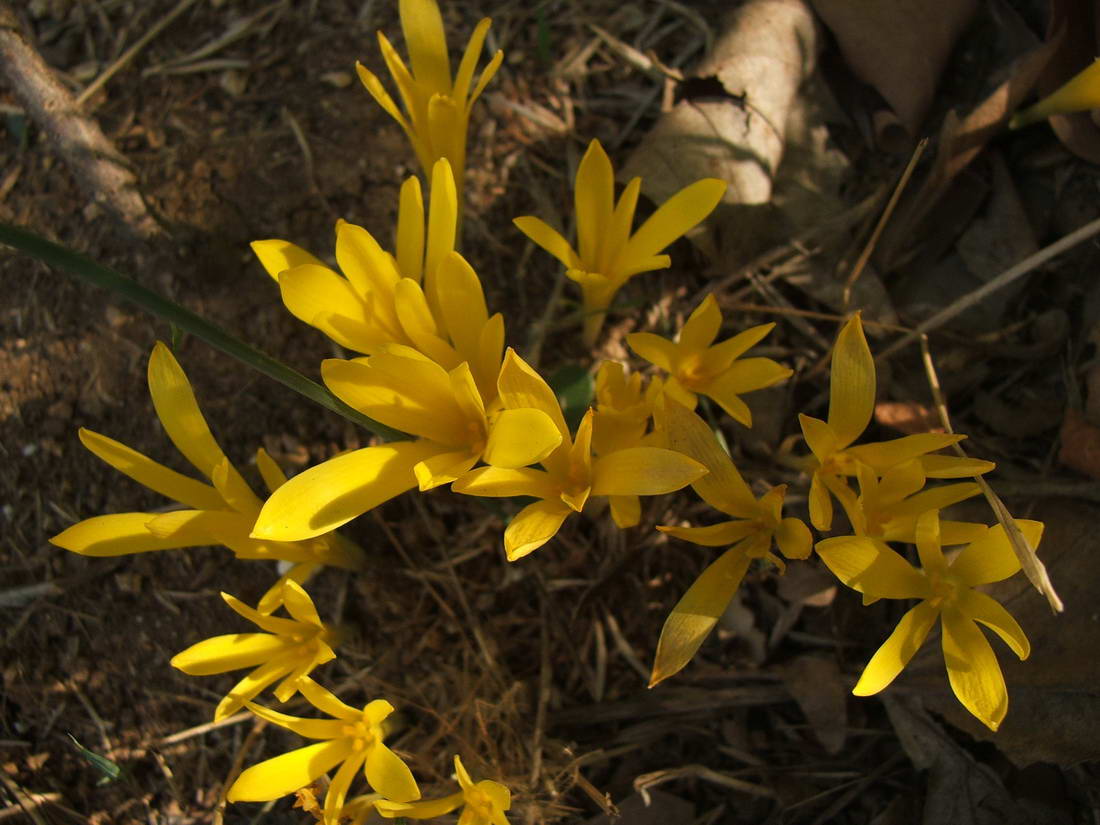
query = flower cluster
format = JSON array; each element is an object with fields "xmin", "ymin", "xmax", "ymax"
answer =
[{"xmin": 49, "ymin": 0, "xmax": 1049, "ymax": 820}]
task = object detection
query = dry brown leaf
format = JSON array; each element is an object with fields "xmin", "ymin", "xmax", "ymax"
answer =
[
  {"xmin": 874, "ymin": 400, "xmax": 943, "ymax": 435},
  {"xmin": 780, "ymin": 655, "xmax": 848, "ymax": 754},
  {"xmin": 910, "ymin": 500, "xmax": 1100, "ymax": 765},
  {"xmin": 1058, "ymin": 407, "xmax": 1100, "ymax": 478},
  {"xmin": 810, "ymin": 0, "xmax": 979, "ymax": 137}
]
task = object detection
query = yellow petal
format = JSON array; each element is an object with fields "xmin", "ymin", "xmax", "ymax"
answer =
[
  {"xmin": 323, "ymin": 749, "xmax": 368, "ymax": 822},
  {"xmin": 697, "ymin": 323, "xmax": 776, "ymax": 374},
  {"xmin": 950, "ymin": 520, "xmax": 1043, "ymax": 586},
  {"xmin": 299, "ymin": 678, "xmax": 362, "ymax": 721},
  {"xmin": 775, "ymin": 517, "xmax": 812, "ymax": 560},
  {"xmin": 914, "ymin": 510, "xmax": 947, "ymax": 575},
  {"xmin": 826, "ymin": 314, "xmax": 875, "ymax": 449},
  {"xmin": 335, "ymin": 223, "xmax": 403, "ymax": 312},
  {"xmin": 453, "ymin": 17, "xmax": 492, "ymax": 107},
  {"xmin": 366, "ymin": 743, "xmax": 420, "ymax": 803},
  {"xmin": 650, "ymin": 547, "xmax": 751, "ymax": 686},
  {"xmin": 496, "ymin": 348, "xmax": 569, "ymax": 438},
  {"xmin": 250, "ymin": 239, "xmax": 326, "ymax": 281},
  {"xmin": 708, "ymin": 357, "xmax": 792, "ymax": 396},
  {"xmin": 467, "ymin": 48, "xmax": 503, "ymax": 112},
  {"xmin": 808, "ymin": 470, "xmax": 833, "ymax": 531},
  {"xmin": 884, "ymin": 483, "xmax": 980, "ymax": 534},
  {"xmin": 617, "ymin": 177, "xmax": 726, "ymax": 267},
  {"xmin": 413, "ymin": 450, "xmax": 478, "ymax": 490},
  {"xmin": 423, "ymin": 157, "xmax": 459, "ymax": 318},
  {"xmin": 215, "ymin": 656, "xmax": 300, "ymax": 721},
  {"xmin": 356, "ymin": 60, "xmax": 414, "ymax": 137},
  {"xmin": 940, "ymin": 609, "xmax": 1009, "ymax": 731},
  {"xmin": 504, "ymin": 499, "xmax": 572, "ymax": 560},
  {"xmin": 799, "ymin": 414, "xmax": 840, "ymax": 463},
  {"xmin": 955, "ymin": 589, "xmax": 1029, "ymax": 660},
  {"xmin": 396, "ymin": 174, "xmax": 425, "ymax": 281},
  {"xmin": 1011, "ymin": 58, "xmax": 1100, "ymax": 129},
  {"xmin": 846, "ymin": 433, "xmax": 967, "ymax": 472},
  {"xmin": 609, "ymin": 494, "xmax": 642, "ymax": 528},
  {"xmin": 78, "ymin": 428, "xmax": 223, "ymax": 511},
  {"xmin": 513, "ymin": 216, "xmax": 580, "ymax": 269},
  {"xmin": 211, "ymin": 457, "xmax": 263, "ymax": 515},
  {"xmin": 678, "ymin": 295, "xmax": 722, "ymax": 353},
  {"xmin": 252, "ymin": 442, "xmax": 442, "ymax": 540},
  {"xmin": 436, "ymin": 251, "xmax": 489, "ymax": 362},
  {"xmin": 919, "ymin": 454, "xmax": 996, "ymax": 478},
  {"xmin": 280, "ymin": 579, "xmax": 324, "ymax": 627},
  {"xmin": 394, "ymin": 278, "xmax": 459, "ymax": 367},
  {"xmin": 625, "ymin": 332, "xmax": 678, "ymax": 372},
  {"xmin": 227, "ymin": 739, "xmax": 350, "ymax": 802},
  {"xmin": 255, "ymin": 448, "xmax": 288, "ymax": 494},
  {"xmin": 485, "ymin": 409, "xmax": 563, "ymax": 468},
  {"xmin": 875, "ymin": 459, "xmax": 926, "ymax": 505},
  {"xmin": 574, "ymin": 139, "xmax": 615, "ymax": 267},
  {"xmin": 399, "ymin": 0, "xmax": 450, "ymax": 93},
  {"xmin": 50, "ymin": 513, "xmax": 198, "ymax": 557},
  {"xmin": 657, "ymin": 520, "xmax": 758, "ymax": 547},
  {"xmin": 376, "ymin": 792, "xmax": 464, "ymax": 820},
  {"xmin": 451, "ymin": 466, "xmax": 559, "ymax": 499},
  {"xmin": 170, "ymin": 633, "xmax": 286, "ymax": 676},
  {"xmin": 476, "ymin": 313, "xmax": 506, "ymax": 404},
  {"xmin": 815, "ymin": 536, "xmax": 931, "ymax": 599},
  {"xmin": 590, "ymin": 447, "xmax": 705, "ymax": 496},
  {"xmin": 852, "ymin": 601, "xmax": 940, "ymax": 696},
  {"xmin": 148, "ymin": 342, "xmax": 228, "ymax": 479}
]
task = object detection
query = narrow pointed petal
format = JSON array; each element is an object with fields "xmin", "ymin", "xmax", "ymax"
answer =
[
  {"xmin": 618, "ymin": 177, "xmax": 726, "ymax": 265},
  {"xmin": 453, "ymin": 17, "xmax": 492, "ymax": 108},
  {"xmin": 323, "ymin": 749, "xmax": 368, "ymax": 822},
  {"xmin": 252, "ymin": 442, "xmax": 442, "ymax": 540},
  {"xmin": 356, "ymin": 61, "xmax": 414, "ymax": 135},
  {"xmin": 936, "ymin": 520, "xmax": 990, "ymax": 547},
  {"xmin": 437, "ymin": 251, "xmax": 490, "ymax": 363},
  {"xmin": 775, "ymin": 517, "xmax": 812, "ymax": 560},
  {"xmin": 335, "ymin": 221, "xmax": 402, "ymax": 303},
  {"xmin": 697, "ymin": 323, "xmax": 776, "ymax": 374},
  {"xmin": 574, "ymin": 139, "xmax": 615, "ymax": 266},
  {"xmin": 650, "ymin": 548, "xmax": 751, "ymax": 685},
  {"xmin": 251, "ymin": 239, "xmax": 326, "ymax": 281},
  {"xmin": 211, "ymin": 457, "xmax": 263, "ymax": 516},
  {"xmin": 708, "ymin": 388, "xmax": 753, "ymax": 428},
  {"xmin": 51, "ymin": 513, "xmax": 199, "ymax": 557},
  {"xmin": 956, "ymin": 589, "xmax": 1029, "ymax": 659},
  {"xmin": 78, "ymin": 428, "xmax": 223, "ymax": 511},
  {"xmin": 609, "ymin": 494, "xmax": 641, "ymax": 528},
  {"xmin": 950, "ymin": 520, "xmax": 1044, "ymax": 586},
  {"xmin": 941, "ymin": 609, "xmax": 1009, "ymax": 731},
  {"xmin": 215, "ymin": 656, "xmax": 295, "ymax": 720},
  {"xmin": 376, "ymin": 792, "xmax": 464, "ymax": 820},
  {"xmin": 513, "ymin": 216, "xmax": 580, "ymax": 269},
  {"xmin": 280, "ymin": 580, "xmax": 324, "ymax": 627},
  {"xmin": 476, "ymin": 313, "xmax": 505, "ymax": 403},
  {"xmin": 278, "ymin": 265, "xmax": 380, "ymax": 353},
  {"xmin": 394, "ymin": 278, "xmax": 459, "ymax": 367},
  {"xmin": 602, "ymin": 177, "xmax": 641, "ymax": 273},
  {"xmin": 148, "ymin": 342, "xmax": 228, "ymax": 480},
  {"xmin": 171, "ymin": 633, "xmax": 286, "ymax": 676},
  {"xmin": 827, "ymin": 314, "xmax": 875, "ymax": 449},
  {"xmin": 852, "ymin": 601, "xmax": 940, "ymax": 695},
  {"xmin": 255, "ymin": 448, "xmax": 288, "ymax": 494},
  {"xmin": 221, "ymin": 592, "xmax": 302, "ymax": 635},
  {"xmin": 846, "ymin": 433, "xmax": 967, "ymax": 472},
  {"xmin": 485, "ymin": 409, "xmax": 562, "ymax": 468},
  {"xmin": 467, "ymin": 48, "xmax": 503, "ymax": 109},
  {"xmin": 227, "ymin": 739, "xmax": 351, "ymax": 802},
  {"xmin": 886, "ymin": 482, "xmax": 980, "ymax": 527},
  {"xmin": 298, "ymin": 678, "xmax": 362, "ymax": 721},
  {"xmin": 504, "ymin": 499, "xmax": 572, "ymax": 560},
  {"xmin": 657, "ymin": 520, "xmax": 758, "ymax": 547},
  {"xmin": 396, "ymin": 175, "xmax": 425, "ymax": 281},
  {"xmin": 678, "ymin": 295, "xmax": 722, "ymax": 353},
  {"xmin": 590, "ymin": 447, "xmax": 705, "ymax": 496},
  {"xmin": 799, "ymin": 414, "xmax": 840, "ymax": 463},
  {"xmin": 914, "ymin": 510, "xmax": 947, "ymax": 576},
  {"xmin": 366, "ymin": 743, "xmax": 420, "ymax": 802},
  {"xmin": 875, "ymin": 459, "xmax": 926, "ymax": 506},
  {"xmin": 399, "ymin": 0, "xmax": 450, "ymax": 93},
  {"xmin": 452, "ymin": 466, "xmax": 559, "ymax": 499},
  {"xmin": 816, "ymin": 536, "xmax": 931, "ymax": 599},
  {"xmin": 808, "ymin": 470, "xmax": 833, "ymax": 531},
  {"xmin": 709, "ymin": 357, "xmax": 792, "ymax": 396},
  {"xmin": 1011, "ymin": 58, "xmax": 1100, "ymax": 128},
  {"xmin": 496, "ymin": 349, "xmax": 569, "ymax": 438},
  {"xmin": 424, "ymin": 157, "xmax": 459, "ymax": 314},
  {"xmin": 920, "ymin": 454, "xmax": 996, "ymax": 478},
  {"xmin": 413, "ymin": 450, "xmax": 478, "ymax": 490},
  {"xmin": 625, "ymin": 332, "xmax": 678, "ymax": 372},
  {"xmin": 245, "ymin": 703, "xmax": 349, "ymax": 741}
]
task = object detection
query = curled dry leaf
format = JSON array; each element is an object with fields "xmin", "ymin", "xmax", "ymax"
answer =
[
  {"xmin": 1058, "ymin": 407, "xmax": 1100, "ymax": 479},
  {"xmin": 874, "ymin": 400, "xmax": 943, "ymax": 435},
  {"xmin": 780, "ymin": 655, "xmax": 848, "ymax": 754}
]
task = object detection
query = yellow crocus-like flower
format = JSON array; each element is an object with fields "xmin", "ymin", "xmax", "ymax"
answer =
[
  {"xmin": 1011, "ymin": 58, "xmax": 1100, "ymax": 129},
  {"xmin": 650, "ymin": 398, "xmax": 811, "ymax": 685},
  {"xmin": 816, "ymin": 510, "xmax": 1043, "ymax": 731},
  {"xmin": 252, "ymin": 350, "xmax": 562, "ymax": 542},
  {"xmin": 50, "ymin": 343, "xmax": 362, "ymax": 573},
  {"xmin": 252, "ymin": 160, "xmax": 504, "ymax": 401},
  {"xmin": 228, "ymin": 679, "xmax": 419, "ymax": 820},
  {"xmin": 799, "ymin": 314, "xmax": 993, "ymax": 531},
  {"xmin": 356, "ymin": 0, "xmax": 503, "ymax": 202},
  {"xmin": 627, "ymin": 294, "xmax": 791, "ymax": 427},
  {"xmin": 591, "ymin": 360, "xmax": 663, "ymax": 456},
  {"xmin": 376, "ymin": 754, "xmax": 511, "ymax": 825},
  {"xmin": 452, "ymin": 349, "xmax": 707, "ymax": 557},
  {"xmin": 514, "ymin": 139, "xmax": 726, "ymax": 344},
  {"xmin": 171, "ymin": 580, "xmax": 337, "ymax": 721}
]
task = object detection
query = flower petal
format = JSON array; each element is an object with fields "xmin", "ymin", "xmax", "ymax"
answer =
[
  {"xmin": 678, "ymin": 295, "xmax": 722, "ymax": 353},
  {"xmin": 609, "ymin": 494, "xmax": 641, "ymax": 528},
  {"xmin": 453, "ymin": 17, "xmax": 491, "ymax": 107},
  {"xmin": 808, "ymin": 470, "xmax": 833, "ymax": 531},
  {"xmin": 650, "ymin": 547, "xmax": 751, "ymax": 686},
  {"xmin": 396, "ymin": 175, "xmax": 425, "ymax": 281},
  {"xmin": 603, "ymin": 176, "xmax": 641, "ymax": 273},
  {"xmin": 323, "ymin": 748, "xmax": 368, "ymax": 822},
  {"xmin": 914, "ymin": 510, "xmax": 947, "ymax": 576},
  {"xmin": 846, "ymin": 433, "xmax": 967, "ymax": 472},
  {"xmin": 278, "ymin": 264, "xmax": 381, "ymax": 353},
  {"xmin": 452, "ymin": 466, "xmax": 559, "ymax": 499},
  {"xmin": 919, "ymin": 454, "xmax": 996, "ymax": 478},
  {"xmin": 697, "ymin": 323, "xmax": 776, "ymax": 374},
  {"xmin": 590, "ymin": 447, "xmax": 705, "ymax": 497},
  {"xmin": 512, "ymin": 216, "xmax": 580, "ymax": 269},
  {"xmin": 709, "ymin": 357, "xmax": 792, "ymax": 396},
  {"xmin": 816, "ymin": 535, "xmax": 931, "ymax": 599},
  {"xmin": 394, "ymin": 278, "xmax": 458, "ymax": 367},
  {"xmin": 280, "ymin": 580, "xmax": 324, "ymax": 627},
  {"xmin": 775, "ymin": 516, "xmax": 812, "ymax": 560},
  {"xmin": 950, "ymin": 520, "xmax": 1044, "ymax": 586},
  {"xmin": 617, "ymin": 177, "xmax": 726, "ymax": 266},
  {"xmin": 78, "ymin": 428, "xmax": 223, "ymax": 511},
  {"xmin": 574, "ymin": 139, "xmax": 615, "ymax": 267},
  {"xmin": 625, "ymin": 331, "xmax": 678, "ymax": 373},
  {"xmin": 251, "ymin": 239, "xmax": 326, "ymax": 281},
  {"xmin": 955, "ymin": 588, "xmax": 1029, "ymax": 660},
  {"xmin": 799, "ymin": 414, "xmax": 840, "ymax": 464},
  {"xmin": 215, "ymin": 656, "xmax": 295, "ymax": 720},
  {"xmin": 504, "ymin": 499, "xmax": 572, "ymax": 561},
  {"xmin": 299, "ymin": 678, "xmax": 362, "ymax": 721},
  {"xmin": 227, "ymin": 739, "xmax": 351, "ymax": 802},
  {"xmin": 657, "ymin": 520, "xmax": 758, "ymax": 547},
  {"xmin": 423, "ymin": 158, "xmax": 459, "ymax": 316},
  {"xmin": 826, "ymin": 314, "xmax": 875, "ymax": 449},
  {"xmin": 399, "ymin": 0, "xmax": 450, "ymax": 93},
  {"xmin": 496, "ymin": 349, "xmax": 569, "ymax": 439},
  {"xmin": 252, "ymin": 442, "xmax": 442, "ymax": 541},
  {"xmin": 171, "ymin": 633, "xmax": 286, "ymax": 676},
  {"xmin": 50, "ymin": 513, "xmax": 200, "ymax": 557},
  {"xmin": 485, "ymin": 409, "xmax": 562, "ymax": 468},
  {"xmin": 376, "ymin": 791, "xmax": 464, "ymax": 820},
  {"xmin": 852, "ymin": 601, "xmax": 940, "ymax": 695},
  {"xmin": 436, "ymin": 251, "xmax": 489, "ymax": 364},
  {"xmin": 941, "ymin": 609, "xmax": 1009, "ymax": 731},
  {"xmin": 366, "ymin": 743, "xmax": 420, "ymax": 803}
]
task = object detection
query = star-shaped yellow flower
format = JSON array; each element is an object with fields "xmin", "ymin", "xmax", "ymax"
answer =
[
  {"xmin": 228, "ymin": 679, "xmax": 419, "ymax": 820},
  {"xmin": 628, "ymin": 294, "xmax": 791, "ymax": 427},
  {"xmin": 816, "ymin": 510, "xmax": 1043, "ymax": 730},
  {"xmin": 376, "ymin": 754, "xmax": 511, "ymax": 825},
  {"xmin": 514, "ymin": 139, "xmax": 726, "ymax": 344},
  {"xmin": 171, "ymin": 580, "xmax": 338, "ymax": 721},
  {"xmin": 50, "ymin": 343, "xmax": 362, "ymax": 573},
  {"xmin": 452, "ymin": 349, "xmax": 707, "ymax": 558},
  {"xmin": 799, "ymin": 314, "xmax": 993, "ymax": 531},
  {"xmin": 252, "ymin": 350, "xmax": 562, "ymax": 541},
  {"xmin": 356, "ymin": 0, "xmax": 503, "ymax": 203},
  {"xmin": 650, "ymin": 398, "xmax": 811, "ymax": 685}
]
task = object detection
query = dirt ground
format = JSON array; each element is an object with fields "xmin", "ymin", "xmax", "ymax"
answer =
[{"xmin": 3, "ymin": 1, "xmax": 1100, "ymax": 823}]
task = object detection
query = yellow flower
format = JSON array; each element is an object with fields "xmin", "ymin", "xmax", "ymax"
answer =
[
  {"xmin": 356, "ymin": 0, "xmax": 503, "ymax": 202},
  {"xmin": 591, "ymin": 360, "xmax": 663, "ymax": 455},
  {"xmin": 650, "ymin": 398, "xmax": 811, "ymax": 685},
  {"xmin": 452, "ymin": 349, "xmax": 707, "ymax": 557},
  {"xmin": 1011, "ymin": 58, "xmax": 1100, "ymax": 129},
  {"xmin": 50, "ymin": 343, "xmax": 362, "ymax": 573},
  {"xmin": 171, "ymin": 580, "xmax": 338, "ymax": 721},
  {"xmin": 376, "ymin": 754, "xmax": 511, "ymax": 825},
  {"xmin": 799, "ymin": 314, "xmax": 993, "ymax": 531},
  {"xmin": 514, "ymin": 139, "xmax": 726, "ymax": 344},
  {"xmin": 228, "ymin": 679, "xmax": 419, "ymax": 819},
  {"xmin": 251, "ymin": 161, "xmax": 504, "ymax": 401},
  {"xmin": 252, "ymin": 350, "xmax": 562, "ymax": 542},
  {"xmin": 816, "ymin": 510, "xmax": 1043, "ymax": 730},
  {"xmin": 628, "ymin": 295, "xmax": 791, "ymax": 426}
]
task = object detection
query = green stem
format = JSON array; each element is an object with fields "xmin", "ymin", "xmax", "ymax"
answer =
[{"xmin": 0, "ymin": 222, "xmax": 404, "ymax": 441}]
